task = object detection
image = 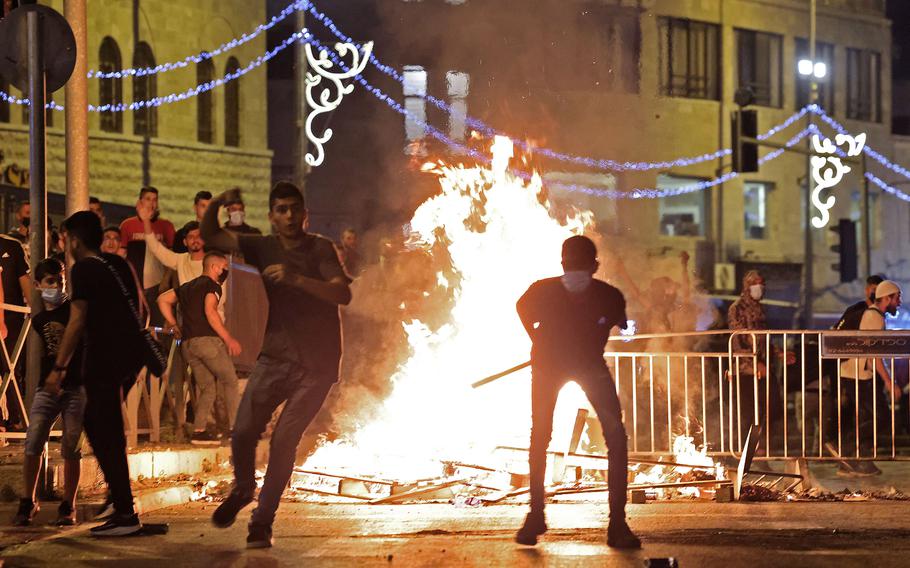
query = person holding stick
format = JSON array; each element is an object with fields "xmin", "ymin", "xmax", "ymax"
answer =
[{"xmin": 515, "ymin": 235, "xmax": 640, "ymax": 548}]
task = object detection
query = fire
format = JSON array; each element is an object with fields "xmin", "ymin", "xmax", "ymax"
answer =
[
  {"xmin": 303, "ymin": 136, "xmax": 592, "ymax": 479},
  {"xmin": 632, "ymin": 435, "xmax": 725, "ymax": 499}
]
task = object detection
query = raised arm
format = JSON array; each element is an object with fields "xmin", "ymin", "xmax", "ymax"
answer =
[
  {"xmin": 201, "ymin": 189, "xmax": 241, "ymax": 254},
  {"xmin": 140, "ymin": 204, "xmax": 180, "ymax": 269},
  {"xmin": 679, "ymin": 251, "xmax": 692, "ymax": 303}
]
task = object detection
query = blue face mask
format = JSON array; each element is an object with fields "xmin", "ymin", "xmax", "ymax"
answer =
[
  {"xmin": 561, "ymin": 271, "xmax": 592, "ymax": 293},
  {"xmin": 41, "ymin": 287, "xmax": 65, "ymax": 307}
]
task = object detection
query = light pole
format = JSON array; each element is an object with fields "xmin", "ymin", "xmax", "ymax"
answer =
[{"xmin": 799, "ymin": 0, "xmax": 819, "ymax": 328}]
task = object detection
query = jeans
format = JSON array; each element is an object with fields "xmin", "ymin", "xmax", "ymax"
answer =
[
  {"xmin": 231, "ymin": 355, "xmax": 335, "ymax": 526},
  {"xmin": 24, "ymin": 388, "xmax": 86, "ymax": 460},
  {"xmin": 530, "ymin": 363, "xmax": 628, "ymax": 520},
  {"xmin": 84, "ymin": 381, "xmax": 135, "ymax": 516},
  {"xmin": 183, "ymin": 337, "xmax": 240, "ymax": 432}
]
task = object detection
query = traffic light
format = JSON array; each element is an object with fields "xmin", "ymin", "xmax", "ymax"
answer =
[
  {"xmin": 830, "ymin": 219, "xmax": 858, "ymax": 283},
  {"xmin": 731, "ymin": 109, "xmax": 759, "ymax": 173}
]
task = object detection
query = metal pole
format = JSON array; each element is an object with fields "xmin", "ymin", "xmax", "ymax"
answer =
[
  {"xmin": 802, "ymin": 0, "xmax": 817, "ymax": 328},
  {"xmin": 861, "ymin": 152, "xmax": 872, "ymax": 277},
  {"xmin": 64, "ymin": 0, "xmax": 89, "ymax": 215},
  {"xmin": 294, "ymin": 6, "xmax": 308, "ymax": 188}
]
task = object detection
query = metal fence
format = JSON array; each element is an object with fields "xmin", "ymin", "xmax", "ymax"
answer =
[{"xmin": 605, "ymin": 329, "xmax": 910, "ymax": 461}]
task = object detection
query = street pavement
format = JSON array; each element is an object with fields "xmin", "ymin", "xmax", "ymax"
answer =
[{"xmin": 2, "ymin": 500, "xmax": 910, "ymax": 567}]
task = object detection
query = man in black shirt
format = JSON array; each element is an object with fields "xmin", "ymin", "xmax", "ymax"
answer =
[
  {"xmin": 46, "ymin": 211, "xmax": 144, "ymax": 537},
  {"xmin": 0, "ymin": 232, "xmax": 32, "ymax": 428},
  {"xmin": 203, "ymin": 183, "xmax": 351, "ymax": 549},
  {"xmin": 515, "ymin": 236, "xmax": 640, "ymax": 549},
  {"xmin": 834, "ymin": 274, "xmax": 885, "ymax": 330},
  {"xmin": 13, "ymin": 259, "xmax": 84, "ymax": 527},
  {"xmin": 158, "ymin": 251, "xmax": 241, "ymax": 444}
]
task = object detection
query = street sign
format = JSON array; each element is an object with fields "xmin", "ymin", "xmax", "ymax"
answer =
[
  {"xmin": 714, "ymin": 263, "xmax": 736, "ymax": 292},
  {"xmin": 0, "ymin": 4, "xmax": 75, "ymax": 94},
  {"xmin": 821, "ymin": 332, "xmax": 910, "ymax": 358}
]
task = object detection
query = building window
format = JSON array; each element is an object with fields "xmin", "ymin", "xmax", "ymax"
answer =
[
  {"xmin": 850, "ymin": 190, "xmax": 881, "ymax": 248},
  {"xmin": 99, "ymin": 36, "xmax": 123, "ymax": 133},
  {"xmin": 446, "ymin": 71, "xmax": 468, "ymax": 142},
  {"xmin": 403, "ymin": 65, "xmax": 427, "ymax": 154},
  {"xmin": 224, "ymin": 57, "xmax": 240, "ymax": 147},
  {"xmin": 133, "ymin": 42, "xmax": 157, "ymax": 137},
  {"xmin": 658, "ymin": 18, "xmax": 720, "ymax": 100},
  {"xmin": 0, "ymin": 77, "xmax": 9, "ymax": 123},
  {"xmin": 197, "ymin": 58, "xmax": 215, "ymax": 144},
  {"xmin": 795, "ymin": 39, "xmax": 834, "ymax": 113},
  {"xmin": 743, "ymin": 181, "xmax": 771, "ymax": 239},
  {"xmin": 847, "ymin": 48, "xmax": 881, "ymax": 122},
  {"xmin": 736, "ymin": 29, "xmax": 782, "ymax": 108},
  {"xmin": 657, "ymin": 174, "xmax": 710, "ymax": 237}
]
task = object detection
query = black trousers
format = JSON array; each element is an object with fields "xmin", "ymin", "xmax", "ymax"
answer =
[
  {"xmin": 530, "ymin": 363, "xmax": 628, "ymax": 520},
  {"xmin": 736, "ymin": 373, "xmax": 784, "ymax": 454},
  {"xmin": 84, "ymin": 380, "xmax": 135, "ymax": 516},
  {"xmin": 839, "ymin": 377, "xmax": 888, "ymax": 458}
]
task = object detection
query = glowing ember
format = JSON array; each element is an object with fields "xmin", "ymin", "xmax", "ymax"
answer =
[
  {"xmin": 632, "ymin": 435, "xmax": 725, "ymax": 499},
  {"xmin": 303, "ymin": 136, "xmax": 592, "ymax": 479}
]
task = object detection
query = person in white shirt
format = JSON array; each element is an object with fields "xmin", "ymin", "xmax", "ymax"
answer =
[{"xmin": 838, "ymin": 280, "xmax": 903, "ymax": 477}]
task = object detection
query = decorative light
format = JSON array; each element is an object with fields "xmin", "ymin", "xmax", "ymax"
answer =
[
  {"xmin": 813, "ymin": 62, "xmax": 827, "ymax": 79},
  {"xmin": 809, "ymin": 131, "xmax": 866, "ymax": 228},
  {"xmin": 798, "ymin": 59, "xmax": 814, "ymax": 76}
]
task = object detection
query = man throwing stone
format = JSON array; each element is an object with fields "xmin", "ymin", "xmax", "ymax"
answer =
[
  {"xmin": 515, "ymin": 235, "xmax": 640, "ymax": 548},
  {"xmin": 202, "ymin": 183, "xmax": 351, "ymax": 548}
]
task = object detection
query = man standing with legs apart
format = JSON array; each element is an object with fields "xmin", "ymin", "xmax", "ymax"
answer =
[
  {"xmin": 202, "ymin": 183, "xmax": 351, "ymax": 548},
  {"xmin": 515, "ymin": 235, "xmax": 640, "ymax": 548},
  {"xmin": 46, "ymin": 212, "xmax": 144, "ymax": 536}
]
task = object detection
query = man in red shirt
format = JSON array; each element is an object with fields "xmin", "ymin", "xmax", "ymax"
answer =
[{"xmin": 119, "ymin": 187, "xmax": 175, "ymax": 325}]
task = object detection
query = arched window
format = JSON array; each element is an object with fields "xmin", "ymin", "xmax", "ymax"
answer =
[
  {"xmin": 197, "ymin": 58, "xmax": 215, "ymax": 144},
  {"xmin": 99, "ymin": 37, "xmax": 123, "ymax": 133},
  {"xmin": 133, "ymin": 42, "xmax": 157, "ymax": 137},
  {"xmin": 224, "ymin": 57, "xmax": 240, "ymax": 147}
]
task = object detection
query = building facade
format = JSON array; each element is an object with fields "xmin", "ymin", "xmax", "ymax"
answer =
[
  {"xmin": 294, "ymin": 0, "xmax": 899, "ymax": 321},
  {"xmin": 0, "ymin": 0, "xmax": 272, "ymax": 230}
]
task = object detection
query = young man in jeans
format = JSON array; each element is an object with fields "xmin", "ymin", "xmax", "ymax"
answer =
[
  {"xmin": 47, "ymin": 211, "xmax": 144, "ymax": 536},
  {"xmin": 202, "ymin": 183, "xmax": 351, "ymax": 549},
  {"xmin": 158, "ymin": 252, "xmax": 241, "ymax": 444},
  {"xmin": 13, "ymin": 259, "xmax": 85, "ymax": 527},
  {"xmin": 515, "ymin": 235, "xmax": 640, "ymax": 549}
]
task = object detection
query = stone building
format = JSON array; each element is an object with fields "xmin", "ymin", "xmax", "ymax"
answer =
[
  {"xmin": 291, "ymin": 0, "xmax": 899, "ymax": 322},
  {"xmin": 0, "ymin": 0, "xmax": 272, "ymax": 229}
]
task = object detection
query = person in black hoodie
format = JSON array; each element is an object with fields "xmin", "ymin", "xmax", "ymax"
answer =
[{"xmin": 514, "ymin": 235, "xmax": 640, "ymax": 549}]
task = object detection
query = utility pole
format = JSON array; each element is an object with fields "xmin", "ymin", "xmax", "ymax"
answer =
[
  {"xmin": 802, "ymin": 0, "xmax": 816, "ymax": 328},
  {"xmin": 294, "ymin": 7, "xmax": 308, "ymax": 188},
  {"xmin": 64, "ymin": 0, "xmax": 88, "ymax": 215}
]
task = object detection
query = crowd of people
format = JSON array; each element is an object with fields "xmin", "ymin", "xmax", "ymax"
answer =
[{"xmin": 2, "ymin": 183, "xmax": 357, "ymax": 547}]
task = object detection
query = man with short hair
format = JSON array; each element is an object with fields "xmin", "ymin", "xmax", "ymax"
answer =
[
  {"xmin": 13, "ymin": 258, "xmax": 84, "ymax": 527},
  {"xmin": 335, "ymin": 227, "xmax": 361, "ymax": 276},
  {"xmin": 7, "ymin": 201, "xmax": 29, "ymax": 245},
  {"xmin": 101, "ymin": 226, "xmax": 125, "ymax": 258},
  {"xmin": 158, "ymin": 251, "xmax": 240, "ymax": 444},
  {"xmin": 47, "ymin": 211, "xmax": 144, "ymax": 536},
  {"xmin": 174, "ymin": 191, "xmax": 212, "ymax": 254},
  {"xmin": 838, "ymin": 280, "xmax": 903, "ymax": 477},
  {"xmin": 119, "ymin": 187, "xmax": 176, "ymax": 326},
  {"xmin": 89, "ymin": 197, "xmax": 106, "ymax": 227},
  {"xmin": 835, "ymin": 275, "xmax": 886, "ymax": 331},
  {"xmin": 0, "ymin": 231, "xmax": 32, "ymax": 428},
  {"xmin": 203, "ymin": 182, "xmax": 351, "ymax": 549},
  {"xmin": 514, "ymin": 235, "xmax": 640, "ymax": 549},
  {"xmin": 223, "ymin": 195, "xmax": 262, "ymax": 235}
]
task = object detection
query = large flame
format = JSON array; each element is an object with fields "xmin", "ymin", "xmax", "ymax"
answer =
[{"xmin": 304, "ymin": 136, "xmax": 593, "ymax": 479}]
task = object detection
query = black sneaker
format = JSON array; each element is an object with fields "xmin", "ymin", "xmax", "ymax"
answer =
[
  {"xmin": 515, "ymin": 511, "xmax": 547, "ymax": 546},
  {"xmin": 607, "ymin": 519, "xmax": 642, "ymax": 549},
  {"xmin": 246, "ymin": 523, "xmax": 273, "ymax": 549},
  {"xmin": 212, "ymin": 490, "xmax": 254, "ymax": 528},
  {"xmin": 191, "ymin": 431, "xmax": 220, "ymax": 445},
  {"xmin": 94, "ymin": 496, "xmax": 115, "ymax": 521},
  {"xmin": 55, "ymin": 501, "xmax": 77, "ymax": 526},
  {"xmin": 12, "ymin": 498, "xmax": 38, "ymax": 527},
  {"xmin": 90, "ymin": 513, "xmax": 142, "ymax": 537}
]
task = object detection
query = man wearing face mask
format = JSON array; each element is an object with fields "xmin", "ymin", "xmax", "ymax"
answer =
[
  {"xmin": 223, "ymin": 196, "xmax": 262, "ymax": 236},
  {"xmin": 838, "ymin": 280, "xmax": 903, "ymax": 476},
  {"xmin": 515, "ymin": 235, "xmax": 640, "ymax": 549},
  {"xmin": 12, "ymin": 259, "xmax": 84, "ymax": 527},
  {"xmin": 728, "ymin": 270, "xmax": 787, "ymax": 453},
  {"xmin": 7, "ymin": 201, "xmax": 29, "ymax": 245},
  {"xmin": 158, "ymin": 252, "xmax": 241, "ymax": 445}
]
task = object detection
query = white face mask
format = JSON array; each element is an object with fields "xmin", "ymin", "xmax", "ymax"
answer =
[
  {"xmin": 561, "ymin": 271, "xmax": 593, "ymax": 293},
  {"xmin": 228, "ymin": 211, "xmax": 245, "ymax": 226},
  {"xmin": 41, "ymin": 287, "xmax": 65, "ymax": 307},
  {"xmin": 749, "ymin": 284, "xmax": 764, "ymax": 301}
]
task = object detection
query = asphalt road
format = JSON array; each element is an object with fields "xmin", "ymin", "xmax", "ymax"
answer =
[{"xmin": 3, "ymin": 500, "xmax": 910, "ymax": 567}]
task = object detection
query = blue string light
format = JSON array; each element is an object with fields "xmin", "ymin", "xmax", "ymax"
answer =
[
  {"xmin": 0, "ymin": 29, "xmax": 310, "ymax": 112},
  {"xmin": 90, "ymin": 0, "xmax": 312, "ymax": 79}
]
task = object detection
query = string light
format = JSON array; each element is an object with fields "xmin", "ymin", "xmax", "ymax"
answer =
[
  {"xmin": 90, "ymin": 0, "xmax": 312, "ymax": 79},
  {"xmin": 865, "ymin": 173, "xmax": 910, "ymax": 203}
]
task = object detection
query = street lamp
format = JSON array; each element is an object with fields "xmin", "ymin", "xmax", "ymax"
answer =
[{"xmin": 798, "ymin": 58, "xmax": 827, "ymax": 80}]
